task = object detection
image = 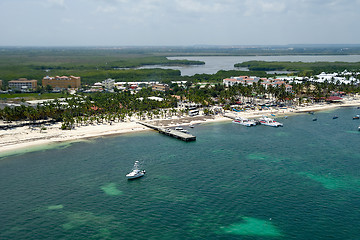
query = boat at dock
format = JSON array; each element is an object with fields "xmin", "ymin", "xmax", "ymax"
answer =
[
  {"xmin": 259, "ymin": 116, "xmax": 283, "ymax": 127},
  {"xmin": 126, "ymin": 161, "xmax": 145, "ymax": 180},
  {"xmin": 233, "ymin": 117, "xmax": 256, "ymax": 127}
]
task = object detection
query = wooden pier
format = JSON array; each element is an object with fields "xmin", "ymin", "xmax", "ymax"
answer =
[
  {"xmin": 223, "ymin": 114, "xmax": 236, "ymax": 120},
  {"xmin": 138, "ymin": 122, "xmax": 196, "ymax": 142}
]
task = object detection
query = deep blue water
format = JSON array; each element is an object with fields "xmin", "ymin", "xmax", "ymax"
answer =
[{"xmin": 1, "ymin": 107, "xmax": 360, "ymax": 239}]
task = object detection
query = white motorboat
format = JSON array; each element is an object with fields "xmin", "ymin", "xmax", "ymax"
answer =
[
  {"xmin": 175, "ymin": 126, "xmax": 183, "ymax": 131},
  {"xmin": 126, "ymin": 161, "xmax": 145, "ymax": 180},
  {"xmin": 259, "ymin": 116, "xmax": 283, "ymax": 127},
  {"xmin": 232, "ymin": 117, "xmax": 256, "ymax": 127}
]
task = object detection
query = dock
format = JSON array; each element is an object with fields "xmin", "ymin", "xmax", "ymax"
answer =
[
  {"xmin": 223, "ymin": 114, "xmax": 236, "ymax": 120},
  {"xmin": 138, "ymin": 122, "xmax": 196, "ymax": 142}
]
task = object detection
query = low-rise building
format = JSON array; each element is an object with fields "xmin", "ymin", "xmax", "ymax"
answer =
[
  {"xmin": 223, "ymin": 76, "xmax": 260, "ymax": 87},
  {"xmin": 152, "ymin": 84, "xmax": 169, "ymax": 92},
  {"xmin": 42, "ymin": 75, "xmax": 81, "ymax": 89},
  {"xmin": 8, "ymin": 78, "xmax": 38, "ymax": 91}
]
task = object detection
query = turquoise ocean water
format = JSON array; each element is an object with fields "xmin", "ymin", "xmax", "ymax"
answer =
[{"xmin": 1, "ymin": 107, "xmax": 360, "ymax": 239}]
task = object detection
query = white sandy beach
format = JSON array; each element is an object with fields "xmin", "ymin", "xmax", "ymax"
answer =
[{"xmin": 1, "ymin": 98, "xmax": 359, "ymax": 155}]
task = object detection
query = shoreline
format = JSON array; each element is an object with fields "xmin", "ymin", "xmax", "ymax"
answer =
[{"xmin": 1, "ymin": 100, "xmax": 359, "ymax": 156}]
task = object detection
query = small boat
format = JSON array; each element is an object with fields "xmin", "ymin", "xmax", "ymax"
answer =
[
  {"xmin": 358, "ymin": 126, "xmax": 360, "ymax": 131},
  {"xmin": 312, "ymin": 118, "xmax": 317, "ymax": 121},
  {"xmin": 126, "ymin": 161, "xmax": 145, "ymax": 180},
  {"xmin": 353, "ymin": 115, "xmax": 359, "ymax": 120},
  {"xmin": 180, "ymin": 129, "xmax": 188, "ymax": 133},
  {"xmin": 233, "ymin": 117, "xmax": 256, "ymax": 127},
  {"xmin": 333, "ymin": 116, "xmax": 338, "ymax": 119},
  {"xmin": 259, "ymin": 116, "xmax": 283, "ymax": 127},
  {"xmin": 189, "ymin": 125, "xmax": 194, "ymax": 128},
  {"xmin": 175, "ymin": 126, "xmax": 183, "ymax": 131}
]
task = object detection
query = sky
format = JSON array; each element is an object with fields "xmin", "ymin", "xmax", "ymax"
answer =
[{"xmin": 1, "ymin": 0, "xmax": 360, "ymax": 46}]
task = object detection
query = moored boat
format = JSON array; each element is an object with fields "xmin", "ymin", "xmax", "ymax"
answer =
[
  {"xmin": 259, "ymin": 116, "xmax": 283, "ymax": 127},
  {"xmin": 126, "ymin": 161, "xmax": 145, "ymax": 180},
  {"xmin": 232, "ymin": 117, "xmax": 256, "ymax": 127},
  {"xmin": 353, "ymin": 115, "xmax": 359, "ymax": 120}
]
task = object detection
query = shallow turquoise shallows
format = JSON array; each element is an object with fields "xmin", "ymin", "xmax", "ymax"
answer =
[{"xmin": 1, "ymin": 107, "xmax": 360, "ymax": 240}]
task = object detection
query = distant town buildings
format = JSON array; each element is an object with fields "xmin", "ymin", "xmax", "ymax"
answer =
[
  {"xmin": 42, "ymin": 75, "xmax": 81, "ymax": 89},
  {"xmin": 8, "ymin": 78, "xmax": 38, "ymax": 91},
  {"xmin": 314, "ymin": 71, "xmax": 358, "ymax": 84}
]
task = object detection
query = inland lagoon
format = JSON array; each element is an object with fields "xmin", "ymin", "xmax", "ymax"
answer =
[{"xmin": 0, "ymin": 107, "xmax": 359, "ymax": 239}]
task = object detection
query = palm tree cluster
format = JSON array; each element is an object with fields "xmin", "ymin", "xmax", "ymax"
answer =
[
  {"xmin": 1, "ymin": 79, "xmax": 359, "ymax": 129},
  {"xmin": 0, "ymin": 88, "xmax": 178, "ymax": 129}
]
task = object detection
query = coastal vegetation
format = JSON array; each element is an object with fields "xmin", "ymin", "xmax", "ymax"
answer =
[
  {"xmin": 2, "ymin": 46, "xmax": 360, "ymax": 87},
  {"xmin": 0, "ymin": 48, "xmax": 203, "ymax": 85},
  {"xmin": 235, "ymin": 61, "xmax": 360, "ymax": 77}
]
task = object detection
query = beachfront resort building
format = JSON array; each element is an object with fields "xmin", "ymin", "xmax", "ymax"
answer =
[
  {"xmin": 223, "ymin": 76, "xmax": 293, "ymax": 92},
  {"xmin": 8, "ymin": 78, "xmax": 38, "ymax": 91},
  {"xmin": 42, "ymin": 75, "xmax": 81, "ymax": 89}
]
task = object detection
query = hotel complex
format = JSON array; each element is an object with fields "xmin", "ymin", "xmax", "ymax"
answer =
[
  {"xmin": 8, "ymin": 78, "xmax": 38, "ymax": 91},
  {"xmin": 223, "ymin": 76, "xmax": 293, "ymax": 92},
  {"xmin": 42, "ymin": 75, "xmax": 81, "ymax": 89}
]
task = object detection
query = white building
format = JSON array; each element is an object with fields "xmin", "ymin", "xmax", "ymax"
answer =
[{"xmin": 102, "ymin": 78, "xmax": 115, "ymax": 90}]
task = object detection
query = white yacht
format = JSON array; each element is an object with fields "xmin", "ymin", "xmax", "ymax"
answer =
[
  {"xmin": 232, "ymin": 117, "xmax": 256, "ymax": 127},
  {"xmin": 259, "ymin": 116, "xmax": 283, "ymax": 127},
  {"xmin": 126, "ymin": 161, "xmax": 145, "ymax": 180}
]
